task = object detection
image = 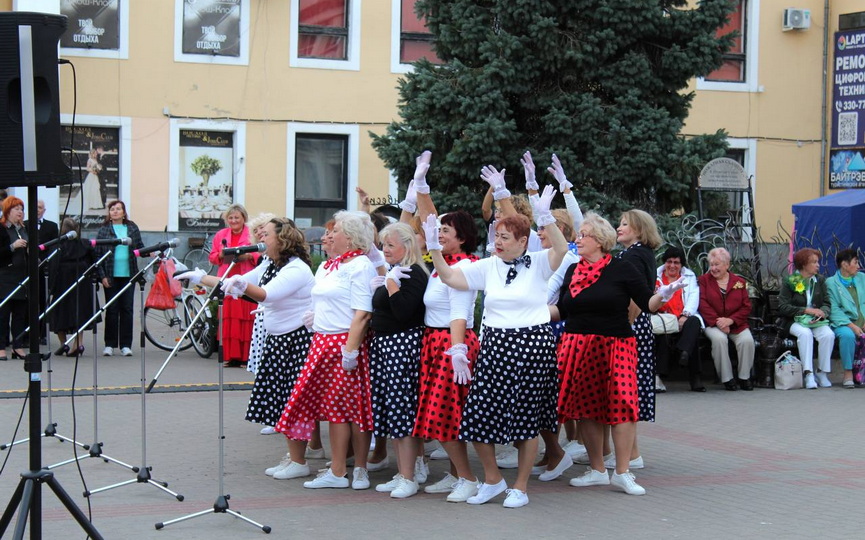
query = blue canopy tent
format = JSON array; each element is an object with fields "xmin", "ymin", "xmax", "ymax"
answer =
[{"xmin": 792, "ymin": 190, "xmax": 865, "ymax": 275}]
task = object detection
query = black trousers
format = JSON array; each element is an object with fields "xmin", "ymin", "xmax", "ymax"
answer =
[
  {"xmin": 655, "ymin": 316, "xmax": 702, "ymax": 377},
  {"xmin": 0, "ymin": 297, "xmax": 27, "ymax": 349},
  {"xmin": 103, "ymin": 277, "xmax": 134, "ymax": 349}
]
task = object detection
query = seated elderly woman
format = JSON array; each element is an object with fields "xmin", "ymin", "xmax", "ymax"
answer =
[
  {"xmin": 777, "ymin": 248, "xmax": 834, "ymax": 389},
  {"xmin": 826, "ymin": 248, "xmax": 865, "ymax": 388},
  {"xmin": 697, "ymin": 247, "xmax": 755, "ymax": 391}
]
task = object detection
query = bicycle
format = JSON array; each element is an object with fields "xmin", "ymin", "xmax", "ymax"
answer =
[
  {"xmin": 183, "ymin": 231, "xmax": 215, "ymax": 276},
  {"xmin": 143, "ymin": 282, "xmax": 217, "ymax": 358}
]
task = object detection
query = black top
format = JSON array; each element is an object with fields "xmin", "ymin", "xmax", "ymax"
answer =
[
  {"xmin": 617, "ymin": 242, "xmax": 656, "ymax": 289},
  {"xmin": 557, "ymin": 258, "xmax": 654, "ymax": 337},
  {"xmin": 25, "ymin": 218, "xmax": 58, "ymax": 260},
  {"xmin": 370, "ymin": 263, "xmax": 428, "ymax": 335}
]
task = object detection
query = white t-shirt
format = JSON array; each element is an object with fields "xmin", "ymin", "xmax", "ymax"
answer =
[
  {"xmin": 528, "ymin": 229, "xmax": 542, "ymax": 252},
  {"xmin": 461, "ymin": 250, "xmax": 554, "ymax": 329},
  {"xmin": 241, "ymin": 257, "xmax": 315, "ymax": 335},
  {"xmin": 547, "ymin": 250, "xmax": 580, "ymax": 305},
  {"xmin": 311, "ymin": 256, "xmax": 376, "ymax": 334},
  {"xmin": 424, "ymin": 257, "xmax": 477, "ymax": 329}
]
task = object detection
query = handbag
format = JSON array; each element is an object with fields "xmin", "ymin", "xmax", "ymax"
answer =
[
  {"xmin": 793, "ymin": 314, "xmax": 830, "ymax": 329},
  {"xmin": 774, "ymin": 351, "xmax": 803, "ymax": 390},
  {"xmin": 853, "ymin": 335, "xmax": 865, "ymax": 386},
  {"xmin": 650, "ymin": 313, "xmax": 679, "ymax": 335},
  {"xmin": 145, "ymin": 258, "xmax": 181, "ymax": 310}
]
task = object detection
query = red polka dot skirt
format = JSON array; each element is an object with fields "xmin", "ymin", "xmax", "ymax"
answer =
[
  {"xmin": 556, "ymin": 332, "xmax": 639, "ymax": 425},
  {"xmin": 412, "ymin": 328, "xmax": 479, "ymax": 442},
  {"xmin": 275, "ymin": 332, "xmax": 373, "ymax": 440}
]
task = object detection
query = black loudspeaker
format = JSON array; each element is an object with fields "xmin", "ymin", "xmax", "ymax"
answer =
[{"xmin": 0, "ymin": 12, "xmax": 71, "ymax": 187}]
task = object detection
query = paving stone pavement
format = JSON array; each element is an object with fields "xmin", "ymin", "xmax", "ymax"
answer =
[{"xmin": 0, "ymin": 337, "xmax": 863, "ymax": 539}]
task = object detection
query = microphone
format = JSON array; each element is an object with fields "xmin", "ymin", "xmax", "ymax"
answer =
[
  {"xmin": 222, "ymin": 243, "xmax": 265, "ymax": 256},
  {"xmin": 38, "ymin": 230, "xmax": 77, "ymax": 251},
  {"xmin": 89, "ymin": 237, "xmax": 132, "ymax": 247},
  {"xmin": 134, "ymin": 238, "xmax": 179, "ymax": 257}
]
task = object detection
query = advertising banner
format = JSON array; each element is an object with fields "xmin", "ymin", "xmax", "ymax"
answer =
[
  {"xmin": 830, "ymin": 29, "xmax": 865, "ymax": 188},
  {"xmin": 182, "ymin": 0, "xmax": 241, "ymax": 57},
  {"xmin": 178, "ymin": 130, "xmax": 235, "ymax": 231},
  {"xmin": 60, "ymin": 125, "xmax": 121, "ymax": 229},
  {"xmin": 60, "ymin": 0, "xmax": 120, "ymax": 50}
]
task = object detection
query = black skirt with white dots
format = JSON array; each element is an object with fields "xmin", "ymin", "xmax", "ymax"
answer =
[
  {"xmin": 369, "ymin": 326, "xmax": 425, "ymax": 439},
  {"xmin": 244, "ymin": 326, "xmax": 312, "ymax": 427}
]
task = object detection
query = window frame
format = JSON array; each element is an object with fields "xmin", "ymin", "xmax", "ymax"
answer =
[
  {"xmin": 696, "ymin": 0, "xmax": 760, "ymax": 93},
  {"xmin": 391, "ymin": 0, "xmax": 439, "ymax": 73},
  {"xmin": 58, "ymin": 0, "xmax": 130, "ymax": 60},
  {"xmin": 173, "ymin": 0, "xmax": 251, "ymax": 66},
  {"xmin": 290, "ymin": 0, "xmax": 362, "ymax": 71}
]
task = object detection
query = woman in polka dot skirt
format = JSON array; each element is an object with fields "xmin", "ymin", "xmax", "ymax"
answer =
[
  {"xmin": 553, "ymin": 213, "xmax": 684, "ymax": 496},
  {"xmin": 367, "ymin": 223, "xmax": 429, "ymax": 499},
  {"xmin": 426, "ymin": 177, "xmax": 569, "ymax": 509},
  {"xmin": 275, "ymin": 211, "xmax": 383, "ymax": 490}
]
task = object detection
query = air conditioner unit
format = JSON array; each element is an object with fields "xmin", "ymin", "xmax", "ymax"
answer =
[{"xmin": 783, "ymin": 8, "xmax": 811, "ymax": 31}]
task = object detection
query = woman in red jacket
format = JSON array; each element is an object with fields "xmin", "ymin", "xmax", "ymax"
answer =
[{"xmin": 697, "ymin": 247, "xmax": 755, "ymax": 391}]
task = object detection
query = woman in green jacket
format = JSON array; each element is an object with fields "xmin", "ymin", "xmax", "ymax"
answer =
[{"xmin": 825, "ymin": 249, "xmax": 865, "ymax": 388}]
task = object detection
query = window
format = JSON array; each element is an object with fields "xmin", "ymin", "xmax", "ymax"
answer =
[
  {"xmin": 291, "ymin": 0, "xmax": 361, "ymax": 70},
  {"xmin": 706, "ymin": 0, "xmax": 745, "ymax": 82},
  {"xmin": 392, "ymin": 0, "xmax": 441, "ymax": 73},
  {"xmin": 174, "ymin": 0, "xmax": 251, "ymax": 66},
  {"xmin": 59, "ymin": 0, "xmax": 130, "ymax": 60},
  {"xmin": 696, "ymin": 0, "xmax": 759, "ymax": 92}
]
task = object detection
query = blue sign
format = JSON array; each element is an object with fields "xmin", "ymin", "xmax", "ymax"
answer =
[{"xmin": 832, "ymin": 29, "xmax": 865, "ymax": 149}]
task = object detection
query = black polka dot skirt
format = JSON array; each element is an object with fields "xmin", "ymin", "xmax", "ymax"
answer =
[
  {"xmin": 369, "ymin": 326, "xmax": 424, "ymax": 439},
  {"xmin": 633, "ymin": 313, "xmax": 656, "ymax": 422},
  {"xmin": 459, "ymin": 324, "xmax": 559, "ymax": 445},
  {"xmin": 246, "ymin": 311, "xmax": 267, "ymax": 375},
  {"xmin": 244, "ymin": 326, "xmax": 311, "ymax": 427}
]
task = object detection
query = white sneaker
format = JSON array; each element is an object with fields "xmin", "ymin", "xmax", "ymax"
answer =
[
  {"xmin": 423, "ymin": 440, "xmax": 439, "ymax": 456},
  {"xmin": 502, "ymin": 488, "xmax": 529, "ymax": 508},
  {"xmin": 303, "ymin": 468, "xmax": 349, "ymax": 489},
  {"xmin": 531, "ymin": 464, "xmax": 546, "ymax": 476},
  {"xmin": 603, "ymin": 454, "xmax": 645, "ymax": 470},
  {"xmin": 466, "ymin": 479, "xmax": 507, "ymax": 505},
  {"xmin": 260, "ymin": 426, "xmax": 276, "ymax": 435},
  {"xmin": 538, "ymin": 453, "xmax": 574, "ymax": 482},
  {"xmin": 305, "ymin": 446, "xmax": 325, "ymax": 459},
  {"xmin": 265, "ymin": 453, "xmax": 292, "ymax": 476},
  {"xmin": 414, "ymin": 457, "xmax": 429, "ymax": 484},
  {"xmin": 655, "ymin": 375, "xmax": 666, "ymax": 393},
  {"xmin": 390, "ymin": 477, "xmax": 419, "ymax": 499},
  {"xmin": 367, "ymin": 456, "xmax": 389, "ymax": 472},
  {"xmin": 804, "ymin": 373, "xmax": 818, "ymax": 389},
  {"xmin": 102, "ymin": 347, "xmax": 113, "ymax": 357},
  {"xmin": 575, "ymin": 451, "xmax": 612, "ymax": 465},
  {"xmin": 446, "ymin": 477, "xmax": 479, "ymax": 502},
  {"xmin": 495, "ymin": 446, "xmax": 519, "ymax": 469},
  {"xmin": 369, "ymin": 438, "xmax": 377, "ymax": 451},
  {"xmin": 120, "ymin": 347, "xmax": 133, "ymax": 357},
  {"xmin": 569, "ymin": 468, "xmax": 610, "ymax": 487},
  {"xmin": 424, "ymin": 472, "xmax": 458, "ymax": 494},
  {"xmin": 611, "ymin": 470, "xmax": 646, "ymax": 495},
  {"xmin": 376, "ymin": 474, "xmax": 404, "ymax": 493},
  {"xmin": 816, "ymin": 372, "xmax": 832, "ymax": 388},
  {"xmin": 429, "ymin": 447, "xmax": 449, "ymax": 460},
  {"xmin": 562, "ymin": 440, "xmax": 587, "ymax": 459},
  {"xmin": 352, "ymin": 467, "xmax": 370, "ymax": 490},
  {"xmin": 272, "ymin": 461, "xmax": 310, "ymax": 480}
]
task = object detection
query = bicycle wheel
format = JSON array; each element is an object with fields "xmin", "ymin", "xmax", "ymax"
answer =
[
  {"xmin": 143, "ymin": 300, "xmax": 193, "ymax": 351},
  {"xmin": 185, "ymin": 294, "xmax": 215, "ymax": 358},
  {"xmin": 183, "ymin": 248, "xmax": 214, "ymax": 275}
]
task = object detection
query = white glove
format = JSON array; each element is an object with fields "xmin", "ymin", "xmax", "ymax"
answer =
[
  {"xmin": 547, "ymin": 154, "xmax": 573, "ymax": 192},
  {"xmin": 398, "ymin": 179, "xmax": 418, "ymax": 213},
  {"xmin": 369, "ymin": 275, "xmax": 386, "ymax": 293},
  {"xmin": 445, "ymin": 343, "xmax": 471, "ymax": 385},
  {"xmin": 302, "ymin": 310, "xmax": 315, "ymax": 331},
  {"xmin": 386, "ymin": 265, "xmax": 412, "ymax": 285},
  {"xmin": 221, "ymin": 275, "xmax": 248, "ymax": 298},
  {"xmin": 657, "ymin": 276, "xmax": 687, "ymax": 302},
  {"xmin": 534, "ymin": 185, "xmax": 557, "ymax": 227},
  {"xmin": 486, "ymin": 221, "xmax": 496, "ymax": 254},
  {"xmin": 480, "ymin": 165, "xmax": 511, "ymax": 201},
  {"xmin": 250, "ymin": 306, "xmax": 264, "ymax": 316},
  {"xmin": 421, "ymin": 214, "xmax": 442, "ymax": 251},
  {"xmin": 413, "ymin": 151, "xmax": 432, "ymax": 194},
  {"xmin": 175, "ymin": 267, "xmax": 206, "ymax": 285},
  {"xmin": 341, "ymin": 345, "xmax": 359, "ymax": 371},
  {"xmin": 520, "ymin": 151, "xmax": 539, "ymax": 191},
  {"xmin": 366, "ymin": 246, "xmax": 386, "ymax": 268}
]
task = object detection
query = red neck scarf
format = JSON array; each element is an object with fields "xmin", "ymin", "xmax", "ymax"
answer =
[
  {"xmin": 569, "ymin": 254, "xmax": 612, "ymax": 297},
  {"xmin": 433, "ymin": 252, "xmax": 479, "ymax": 277},
  {"xmin": 323, "ymin": 249, "xmax": 363, "ymax": 273}
]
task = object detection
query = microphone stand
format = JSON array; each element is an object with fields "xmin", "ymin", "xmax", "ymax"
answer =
[
  {"xmin": 0, "ymin": 249, "xmax": 53, "ymax": 312},
  {"xmin": 155, "ymin": 255, "xmax": 270, "ymax": 533}
]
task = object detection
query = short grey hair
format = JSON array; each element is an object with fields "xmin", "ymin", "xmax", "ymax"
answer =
[
  {"xmin": 582, "ymin": 212, "xmax": 617, "ymax": 253},
  {"xmin": 708, "ymin": 247, "xmax": 731, "ymax": 266},
  {"xmin": 334, "ymin": 210, "xmax": 375, "ymax": 252}
]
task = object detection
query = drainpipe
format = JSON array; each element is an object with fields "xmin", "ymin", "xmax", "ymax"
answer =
[{"xmin": 819, "ymin": 0, "xmax": 829, "ymax": 196}]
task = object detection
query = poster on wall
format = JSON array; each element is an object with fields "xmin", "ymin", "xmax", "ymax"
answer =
[
  {"xmin": 59, "ymin": 0, "xmax": 120, "ymax": 50},
  {"xmin": 60, "ymin": 125, "xmax": 120, "ymax": 230},
  {"xmin": 830, "ymin": 28, "xmax": 865, "ymax": 189},
  {"xmin": 182, "ymin": 0, "xmax": 241, "ymax": 57},
  {"xmin": 179, "ymin": 130, "xmax": 234, "ymax": 232}
]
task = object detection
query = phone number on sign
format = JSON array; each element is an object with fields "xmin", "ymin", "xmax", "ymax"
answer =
[{"xmin": 838, "ymin": 100, "xmax": 865, "ymax": 111}]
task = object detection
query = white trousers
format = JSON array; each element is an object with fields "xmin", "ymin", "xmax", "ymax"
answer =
[
  {"xmin": 704, "ymin": 327, "xmax": 755, "ymax": 383},
  {"xmin": 788, "ymin": 322, "xmax": 835, "ymax": 373}
]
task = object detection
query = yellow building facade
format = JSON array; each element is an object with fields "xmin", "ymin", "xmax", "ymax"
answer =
[{"xmin": 1, "ymin": 0, "xmax": 862, "ymax": 235}]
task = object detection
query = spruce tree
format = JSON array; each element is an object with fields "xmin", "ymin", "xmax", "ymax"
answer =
[{"xmin": 371, "ymin": 0, "xmax": 735, "ymax": 221}]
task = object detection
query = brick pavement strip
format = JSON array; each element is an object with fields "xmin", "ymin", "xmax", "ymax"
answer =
[{"xmin": 0, "ymin": 350, "xmax": 863, "ymax": 539}]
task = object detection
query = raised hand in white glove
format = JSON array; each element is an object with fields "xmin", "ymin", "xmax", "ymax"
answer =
[
  {"xmin": 480, "ymin": 165, "xmax": 511, "ymax": 200},
  {"xmin": 386, "ymin": 265, "xmax": 412, "ymax": 285},
  {"xmin": 413, "ymin": 151, "xmax": 432, "ymax": 194},
  {"xmin": 221, "ymin": 275, "xmax": 248, "ymax": 298},
  {"xmin": 520, "ymin": 151, "xmax": 539, "ymax": 191},
  {"xmin": 302, "ymin": 310, "xmax": 315, "ymax": 331},
  {"xmin": 657, "ymin": 276, "xmax": 687, "ymax": 302},
  {"xmin": 421, "ymin": 214, "xmax": 442, "ymax": 251},
  {"xmin": 369, "ymin": 275, "xmax": 386, "ymax": 293},
  {"xmin": 445, "ymin": 344, "xmax": 471, "ymax": 385},
  {"xmin": 365, "ymin": 246, "xmax": 386, "ymax": 268},
  {"xmin": 534, "ymin": 185, "xmax": 558, "ymax": 227},
  {"xmin": 341, "ymin": 345, "xmax": 359, "ymax": 372},
  {"xmin": 175, "ymin": 267, "xmax": 206, "ymax": 285},
  {"xmin": 486, "ymin": 221, "xmax": 497, "ymax": 254},
  {"xmin": 547, "ymin": 153, "xmax": 573, "ymax": 192},
  {"xmin": 398, "ymin": 179, "xmax": 418, "ymax": 213}
]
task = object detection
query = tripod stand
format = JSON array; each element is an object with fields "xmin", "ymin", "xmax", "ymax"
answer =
[{"xmin": 154, "ymin": 257, "xmax": 270, "ymax": 533}]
